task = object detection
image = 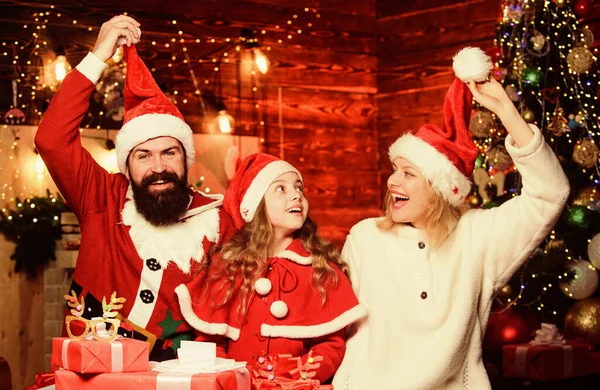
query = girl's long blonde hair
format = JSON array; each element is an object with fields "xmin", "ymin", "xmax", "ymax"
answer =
[
  {"xmin": 201, "ymin": 199, "xmax": 349, "ymax": 318},
  {"xmin": 376, "ymin": 183, "xmax": 464, "ymax": 249}
]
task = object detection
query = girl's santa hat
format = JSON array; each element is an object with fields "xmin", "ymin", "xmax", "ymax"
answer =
[
  {"xmin": 224, "ymin": 153, "xmax": 301, "ymax": 230},
  {"xmin": 388, "ymin": 47, "xmax": 492, "ymax": 206},
  {"xmin": 115, "ymin": 45, "xmax": 195, "ymax": 174}
]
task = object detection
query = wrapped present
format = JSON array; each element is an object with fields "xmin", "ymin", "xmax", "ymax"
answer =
[
  {"xmin": 23, "ymin": 372, "xmax": 55, "ymax": 389},
  {"xmin": 503, "ymin": 323, "xmax": 592, "ymax": 380},
  {"xmin": 51, "ymin": 337, "xmax": 149, "ymax": 374},
  {"xmin": 251, "ymin": 352, "xmax": 323, "ymax": 390},
  {"xmin": 54, "ymin": 367, "xmax": 251, "ymax": 390}
]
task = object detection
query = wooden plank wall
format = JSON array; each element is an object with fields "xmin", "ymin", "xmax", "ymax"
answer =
[
  {"xmin": 376, "ymin": 0, "xmax": 501, "ymax": 194},
  {"xmin": 0, "ymin": 0, "xmax": 380, "ymax": 245}
]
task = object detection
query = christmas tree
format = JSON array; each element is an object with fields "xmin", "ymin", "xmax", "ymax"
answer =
[{"xmin": 470, "ymin": 0, "xmax": 600, "ymax": 344}]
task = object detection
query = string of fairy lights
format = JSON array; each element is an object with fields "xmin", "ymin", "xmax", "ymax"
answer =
[
  {"xmin": 0, "ymin": 2, "xmax": 324, "ymax": 211},
  {"xmin": 479, "ymin": 0, "xmax": 600, "ymax": 317}
]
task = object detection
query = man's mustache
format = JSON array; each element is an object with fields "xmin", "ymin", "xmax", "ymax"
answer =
[{"xmin": 140, "ymin": 171, "xmax": 181, "ymax": 188}]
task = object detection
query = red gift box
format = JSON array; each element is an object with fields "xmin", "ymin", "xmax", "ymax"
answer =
[
  {"xmin": 55, "ymin": 367, "xmax": 251, "ymax": 390},
  {"xmin": 503, "ymin": 342, "xmax": 591, "ymax": 380},
  {"xmin": 51, "ymin": 337, "xmax": 149, "ymax": 374}
]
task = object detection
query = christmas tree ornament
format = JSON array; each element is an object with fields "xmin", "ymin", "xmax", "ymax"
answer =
[
  {"xmin": 572, "ymin": 138, "xmax": 599, "ymax": 168},
  {"xmin": 588, "ymin": 233, "xmax": 600, "ymax": 269},
  {"xmin": 547, "ymin": 107, "xmax": 570, "ymax": 136},
  {"xmin": 574, "ymin": 0, "xmax": 594, "ymax": 19},
  {"xmin": 526, "ymin": 30, "xmax": 550, "ymax": 57},
  {"xmin": 567, "ymin": 113, "xmax": 583, "ymax": 130},
  {"xmin": 466, "ymin": 193, "xmax": 482, "ymax": 208},
  {"xmin": 564, "ymin": 298, "xmax": 600, "ymax": 347},
  {"xmin": 553, "ymin": 0, "xmax": 570, "ymax": 8},
  {"xmin": 483, "ymin": 307, "xmax": 539, "ymax": 354},
  {"xmin": 560, "ymin": 259, "xmax": 599, "ymax": 299},
  {"xmin": 469, "ymin": 110, "xmax": 495, "ymax": 138},
  {"xmin": 505, "ymin": 84, "xmax": 522, "ymax": 102},
  {"xmin": 488, "ymin": 145, "xmax": 513, "ymax": 171},
  {"xmin": 565, "ymin": 205, "xmax": 592, "ymax": 229},
  {"xmin": 522, "ymin": 67, "xmax": 543, "ymax": 87},
  {"xmin": 580, "ymin": 25, "xmax": 595, "ymax": 47},
  {"xmin": 505, "ymin": 1, "xmax": 526, "ymax": 21},
  {"xmin": 567, "ymin": 47, "xmax": 594, "ymax": 74},
  {"xmin": 492, "ymin": 67, "xmax": 508, "ymax": 82},
  {"xmin": 546, "ymin": 237, "xmax": 566, "ymax": 252},
  {"xmin": 474, "ymin": 153, "xmax": 486, "ymax": 169},
  {"xmin": 573, "ymin": 185, "xmax": 600, "ymax": 211},
  {"xmin": 473, "ymin": 167, "xmax": 506, "ymax": 203},
  {"xmin": 521, "ymin": 107, "xmax": 536, "ymax": 123}
]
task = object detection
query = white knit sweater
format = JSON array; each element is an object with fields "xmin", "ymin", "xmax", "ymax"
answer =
[{"xmin": 333, "ymin": 126, "xmax": 569, "ymax": 390}]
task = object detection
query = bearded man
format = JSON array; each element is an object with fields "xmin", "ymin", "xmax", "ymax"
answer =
[{"xmin": 35, "ymin": 15, "xmax": 236, "ymax": 361}]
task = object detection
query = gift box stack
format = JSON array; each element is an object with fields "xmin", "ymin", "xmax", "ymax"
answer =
[
  {"xmin": 52, "ymin": 337, "xmax": 251, "ymax": 389},
  {"xmin": 47, "ymin": 291, "xmax": 251, "ymax": 390},
  {"xmin": 503, "ymin": 323, "xmax": 600, "ymax": 381}
]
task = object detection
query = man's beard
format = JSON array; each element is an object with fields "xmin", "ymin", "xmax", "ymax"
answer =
[{"xmin": 130, "ymin": 169, "xmax": 190, "ymax": 227}]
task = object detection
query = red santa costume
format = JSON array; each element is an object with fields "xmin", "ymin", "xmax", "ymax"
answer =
[
  {"xmin": 35, "ymin": 46, "xmax": 236, "ymax": 361},
  {"xmin": 175, "ymin": 153, "xmax": 367, "ymax": 383}
]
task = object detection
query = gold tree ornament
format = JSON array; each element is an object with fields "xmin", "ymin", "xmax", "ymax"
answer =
[
  {"xmin": 572, "ymin": 139, "xmax": 599, "ymax": 169},
  {"xmin": 567, "ymin": 47, "xmax": 594, "ymax": 74},
  {"xmin": 547, "ymin": 106, "xmax": 571, "ymax": 136}
]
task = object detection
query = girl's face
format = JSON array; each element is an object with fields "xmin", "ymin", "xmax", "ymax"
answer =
[
  {"xmin": 387, "ymin": 157, "xmax": 434, "ymax": 229},
  {"xmin": 264, "ymin": 172, "xmax": 309, "ymax": 237}
]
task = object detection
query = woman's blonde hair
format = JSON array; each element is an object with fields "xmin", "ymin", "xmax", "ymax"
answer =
[
  {"xmin": 201, "ymin": 199, "xmax": 349, "ymax": 318},
  {"xmin": 376, "ymin": 182, "xmax": 463, "ymax": 249}
]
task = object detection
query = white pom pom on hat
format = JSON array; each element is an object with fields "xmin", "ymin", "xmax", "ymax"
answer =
[{"xmin": 452, "ymin": 46, "xmax": 493, "ymax": 83}]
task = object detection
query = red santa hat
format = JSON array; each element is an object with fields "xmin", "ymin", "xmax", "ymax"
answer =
[
  {"xmin": 388, "ymin": 47, "xmax": 492, "ymax": 206},
  {"xmin": 224, "ymin": 153, "xmax": 302, "ymax": 230},
  {"xmin": 115, "ymin": 45, "xmax": 195, "ymax": 174}
]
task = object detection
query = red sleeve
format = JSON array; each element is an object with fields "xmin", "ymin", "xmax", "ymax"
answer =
[
  {"xmin": 303, "ymin": 329, "xmax": 346, "ymax": 383},
  {"xmin": 34, "ymin": 69, "xmax": 118, "ymax": 220},
  {"xmin": 194, "ymin": 331, "xmax": 229, "ymax": 358}
]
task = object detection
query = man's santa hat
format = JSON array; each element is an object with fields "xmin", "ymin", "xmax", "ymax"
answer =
[
  {"xmin": 115, "ymin": 45, "xmax": 195, "ymax": 174},
  {"xmin": 224, "ymin": 153, "xmax": 301, "ymax": 230},
  {"xmin": 388, "ymin": 47, "xmax": 492, "ymax": 206}
]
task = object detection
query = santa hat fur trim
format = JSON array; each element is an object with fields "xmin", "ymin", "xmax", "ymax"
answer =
[
  {"xmin": 239, "ymin": 160, "xmax": 301, "ymax": 224},
  {"xmin": 116, "ymin": 113, "xmax": 195, "ymax": 173},
  {"xmin": 388, "ymin": 47, "xmax": 491, "ymax": 206},
  {"xmin": 389, "ymin": 134, "xmax": 472, "ymax": 206}
]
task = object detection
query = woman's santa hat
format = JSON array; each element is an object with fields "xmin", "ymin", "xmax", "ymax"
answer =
[
  {"xmin": 388, "ymin": 47, "xmax": 492, "ymax": 206},
  {"xmin": 115, "ymin": 45, "xmax": 195, "ymax": 174},
  {"xmin": 224, "ymin": 153, "xmax": 302, "ymax": 230}
]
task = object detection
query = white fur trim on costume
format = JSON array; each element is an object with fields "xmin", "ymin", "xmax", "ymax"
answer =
[
  {"xmin": 261, "ymin": 304, "xmax": 368, "ymax": 339},
  {"xmin": 116, "ymin": 113, "xmax": 195, "ymax": 174},
  {"xmin": 452, "ymin": 47, "xmax": 492, "ymax": 83},
  {"xmin": 76, "ymin": 52, "xmax": 109, "ymax": 84},
  {"xmin": 121, "ymin": 187, "xmax": 221, "ymax": 274},
  {"xmin": 276, "ymin": 250, "xmax": 312, "ymax": 265},
  {"xmin": 254, "ymin": 278, "xmax": 272, "ymax": 295},
  {"xmin": 183, "ymin": 190, "xmax": 224, "ymax": 219},
  {"xmin": 389, "ymin": 134, "xmax": 472, "ymax": 206},
  {"xmin": 270, "ymin": 300, "xmax": 289, "ymax": 318},
  {"xmin": 175, "ymin": 285, "xmax": 241, "ymax": 340},
  {"xmin": 240, "ymin": 160, "xmax": 301, "ymax": 223}
]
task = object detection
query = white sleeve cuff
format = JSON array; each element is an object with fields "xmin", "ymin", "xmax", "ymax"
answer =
[
  {"xmin": 504, "ymin": 123, "xmax": 544, "ymax": 158},
  {"xmin": 75, "ymin": 52, "xmax": 109, "ymax": 84}
]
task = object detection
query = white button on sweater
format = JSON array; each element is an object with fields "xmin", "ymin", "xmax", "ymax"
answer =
[{"xmin": 333, "ymin": 126, "xmax": 569, "ymax": 390}]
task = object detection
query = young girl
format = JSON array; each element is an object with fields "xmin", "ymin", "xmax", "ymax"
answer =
[
  {"xmin": 176, "ymin": 153, "xmax": 367, "ymax": 384},
  {"xmin": 333, "ymin": 47, "xmax": 570, "ymax": 389}
]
